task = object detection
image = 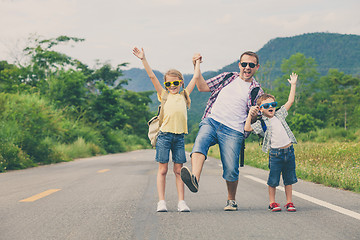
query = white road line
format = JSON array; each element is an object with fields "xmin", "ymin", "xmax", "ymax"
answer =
[{"xmin": 244, "ymin": 174, "xmax": 360, "ymax": 221}]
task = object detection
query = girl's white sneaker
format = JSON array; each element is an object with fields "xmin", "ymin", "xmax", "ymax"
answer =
[
  {"xmin": 178, "ymin": 200, "xmax": 190, "ymax": 212},
  {"xmin": 157, "ymin": 200, "xmax": 167, "ymax": 212}
]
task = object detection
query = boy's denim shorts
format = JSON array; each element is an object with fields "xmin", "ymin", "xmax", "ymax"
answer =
[
  {"xmin": 155, "ymin": 131, "xmax": 186, "ymax": 164},
  {"xmin": 191, "ymin": 117, "xmax": 244, "ymax": 182},
  {"xmin": 267, "ymin": 145, "xmax": 298, "ymax": 187}
]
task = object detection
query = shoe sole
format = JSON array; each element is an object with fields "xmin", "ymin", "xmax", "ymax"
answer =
[
  {"xmin": 181, "ymin": 167, "xmax": 198, "ymax": 193},
  {"xmin": 270, "ymin": 209, "xmax": 281, "ymax": 212},
  {"xmin": 178, "ymin": 209, "xmax": 191, "ymax": 212},
  {"xmin": 224, "ymin": 207, "xmax": 238, "ymax": 211},
  {"xmin": 157, "ymin": 209, "xmax": 168, "ymax": 212}
]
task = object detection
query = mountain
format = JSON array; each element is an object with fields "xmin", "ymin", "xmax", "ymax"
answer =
[
  {"xmin": 206, "ymin": 32, "xmax": 360, "ymax": 80},
  {"xmin": 120, "ymin": 32, "xmax": 360, "ymax": 137}
]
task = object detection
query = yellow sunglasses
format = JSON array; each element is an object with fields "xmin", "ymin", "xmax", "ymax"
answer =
[{"xmin": 164, "ymin": 80, "xmax": 182, "ymax": 87}]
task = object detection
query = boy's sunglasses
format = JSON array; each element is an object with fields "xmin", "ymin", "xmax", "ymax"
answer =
[
  {"xmin": 240, "ymin": 62, "xmax": 257, "ymax": 68},
  {"xmin": 164, "ymin": 80, "xmax": 181, "ymax": 87},
  {"xmin": 260, "ymin": 101, "xmax": 277, "ymax": 109}
]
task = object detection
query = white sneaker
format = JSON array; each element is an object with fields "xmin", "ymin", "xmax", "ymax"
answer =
[
  {"xmin": 157, "ymin": 200, "xmax": 167, "ymax": 212},
  {"xmin": 178, "ymin": 200, "xmax": 190, "ymax": 212}
]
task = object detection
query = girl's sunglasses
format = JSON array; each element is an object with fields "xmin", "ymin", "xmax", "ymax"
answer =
[
  {"xmin": 164, "ymin": 80, "xmax": 181, "ymax": 87},
  {"xmin": 240, "ymin": 62, "xmax": 257, "ymax": 68},
  {"xmin": 260, "ymin": 101, "xmax": 277, "ymax": 109}
]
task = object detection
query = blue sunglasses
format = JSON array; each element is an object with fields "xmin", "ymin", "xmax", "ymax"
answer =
[{"xmin": 260, "ymin": 101, "xmax": 277, "ymax": 109}]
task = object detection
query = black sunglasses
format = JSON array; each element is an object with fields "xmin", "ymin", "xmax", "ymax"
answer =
[
  {"xmin": 240, "ymin": 62, "xmax": 257, "ymax": 68},
  {"xmin": 260, "ymin": 102, "xmax": 277, "ymax": 109},
  {"xmin": 164, "ymin": 80, "xmax": 181, "ymax": 87}
]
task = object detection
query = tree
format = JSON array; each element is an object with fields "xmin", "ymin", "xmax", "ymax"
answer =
[
  {"xmin": 270, "ymin": 53, "xmax": 320, "ymax": 123},
  {"xmin": 323, "ymin": 69, "xmax": 360, "ymax": 129},
  {"xmin": 46, "ymin": 69, "xmax": 87, "ymax": 110}
]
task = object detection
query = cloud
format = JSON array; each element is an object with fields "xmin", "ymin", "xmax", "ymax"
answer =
[
  {"xmin": 1, "ymin": 0, "xmax": 359, "ymax": 74},
  {"xmin": 216, "ymin": 14, "xmax": 233, "ymax": 25}
]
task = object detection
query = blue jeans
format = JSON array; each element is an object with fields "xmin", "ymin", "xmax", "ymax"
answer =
[
  {"xmin": 267, "ymin": 145, "xmax": 298, "ymax": 187},
  {"xmin": 156, "ymin": 131, "xmax": 186, "ymax": 164},
  {"xmin": 191, "ymin": 117, "xmax": 244, "ymax": 182}
]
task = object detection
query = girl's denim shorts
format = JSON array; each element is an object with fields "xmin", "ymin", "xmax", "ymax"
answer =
[
  {"xmin": 155, "ymin": 131, "xmax": 186, "ymax": 164},
  {"xmin": 267, "ymin": 145, "xmax": 298, "ymax": 187}
]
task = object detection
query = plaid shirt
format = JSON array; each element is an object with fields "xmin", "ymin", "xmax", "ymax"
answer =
[
  {"xmin": 251, "ymin": 106, "xmax": 297, "ymax": 153},
  {"xmin": 202, "ymin": 72, "xmax": 263, "ymax": 120}
]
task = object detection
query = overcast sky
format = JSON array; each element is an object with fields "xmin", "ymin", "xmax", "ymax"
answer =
[{"xmin": 1, "ymin": 0, "xmax": 359, "ymax": 74}]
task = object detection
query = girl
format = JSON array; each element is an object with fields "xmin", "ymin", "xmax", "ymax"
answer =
[{"xmin": 132, "ymin": 47, "xmax": 200, "ymax": 212}]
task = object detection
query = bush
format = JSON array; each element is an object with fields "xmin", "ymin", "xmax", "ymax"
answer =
[
  {"xmin": 102, "ymin": 129, "xmax": 150, "ymax": 153},
  {"xmin": 296, "ymin": 127, "xmax": 358, "ymax": 142},
  {"xmin": 0, "ymin": 142, "xmax": 34, "ymax": 172},
  {"xmin": 54, "ymin": 137, "xmax": 103, "ymax": 160},
  {"xmin": 0, "ymin": 93, "xmax": 105, "ymax": 170}
]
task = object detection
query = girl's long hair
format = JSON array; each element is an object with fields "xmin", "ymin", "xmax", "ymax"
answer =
[{"xmin": 164, "ymin": 69, "xmax": 191, "ymax": 108}]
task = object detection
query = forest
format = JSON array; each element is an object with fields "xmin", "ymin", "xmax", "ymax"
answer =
[
  {"xmin": 0, "ymin": 34, "xmax": 359, "ymax": 172},
  {"xmin": 0, "ymin": 35, "xmax": 154, "ymax": 171}
]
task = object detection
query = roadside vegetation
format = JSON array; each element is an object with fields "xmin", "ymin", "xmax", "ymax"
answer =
[
  {"xmin": 1, "ymin": 33, "xmax": 359, "ymax": 197},
  {"xmin": 186, "ymin": 128, "xmax": 360, "ymax": 193},
  {"xmin": 0, "ymin": 35, "xmax": 153, "ymax": 172}
]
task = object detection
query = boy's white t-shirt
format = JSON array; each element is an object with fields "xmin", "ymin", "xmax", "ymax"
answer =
[
  {"xmin": 269, "ymin": 116, "xmax": 291, "ymax": 148},
  {"xmin": 208, "ymin": 77, "xmax": 250, "ymax": 133}
]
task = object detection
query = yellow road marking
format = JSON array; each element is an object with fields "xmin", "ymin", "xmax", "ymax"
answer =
[
  {"xmin": 97, "ymin": 169, "xmax": 110, "ymax": 173},
  {"xmin": 19, "ymin": 189, "xmax": 61, "ymax": 202}
]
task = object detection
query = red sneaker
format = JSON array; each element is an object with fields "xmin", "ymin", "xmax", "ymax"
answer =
[
  {"xmin": 284, "ymin": 202, "xmax": 296, "ymax": 212},
  {"xmin": 268, "ymin": 202, "xmax": 281, "ymax": 212}
]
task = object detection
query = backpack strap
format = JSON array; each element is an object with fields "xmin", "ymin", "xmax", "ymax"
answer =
[
  {"xmin": 221, "ymin": 72, "xmax": 234, "ymax": 87},
  {"xmin": 250, "ymin": 87, "xmax": 260, "ymax": 106},
  {"xmin": 241, "ymin": 86, "xmax": 260, "ymax": 167},
  {"xmin": 260, "ymin": 118, "xmax": 267, "ymax": 132},
  {"xmin": 158, "ymin": 90, "xmax": 169, "ymax": 127}
]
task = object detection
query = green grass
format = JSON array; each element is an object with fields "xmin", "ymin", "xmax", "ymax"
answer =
[
  {"xmin": 186, "ymin": 141, "xmax": 360, "ymax": 193},
  {"xmin": 54, "ymin": 137, "xmax": 104, "ymax": 160}
]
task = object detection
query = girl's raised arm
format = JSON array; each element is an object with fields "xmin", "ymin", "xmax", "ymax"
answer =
[
  {"xmin": 133, "ymin": 47, "xmax": 164, "ymax": 96},
  {"xmin": 186, "ymin": 56, "xmax": 202, "ymax": 94}
]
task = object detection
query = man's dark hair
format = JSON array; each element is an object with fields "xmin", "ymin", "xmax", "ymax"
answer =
[{"xmin": 240, "ymin": 51, "xmax": 259, "ymax": 65}]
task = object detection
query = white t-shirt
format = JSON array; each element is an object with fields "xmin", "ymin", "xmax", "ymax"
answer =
[
  {"xmin": 209, "ymin": 77, "xmax": 250, "ymax": 133},
  {"xmin": 269, "ymin": 116, "xmax": 291, "ymax": 148}
]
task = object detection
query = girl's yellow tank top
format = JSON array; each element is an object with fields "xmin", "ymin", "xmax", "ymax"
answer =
[{"xmin": 158, "ymin": 89, "xmax": 189, "ymax": 134}]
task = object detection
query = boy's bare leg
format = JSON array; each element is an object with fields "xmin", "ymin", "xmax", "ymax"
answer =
[
  {"xmin": 226, "ymin": 180, "xmax": 238, "ymax": 200},
  {"xmin": 191, "ymin": 152, "xmax": 206, "ymax": 181},
  {"xmin": 268, "ymin": 186, "xmax": 276, "ymax": 203},
  {"xmin": 285, "ymin": 185, "xmax": 293, "ymax": 203}
]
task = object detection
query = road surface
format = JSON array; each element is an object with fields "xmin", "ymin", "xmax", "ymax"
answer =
[{"xmin": 1, "ymin": 149, "xmax": 359, "ymax": 239}]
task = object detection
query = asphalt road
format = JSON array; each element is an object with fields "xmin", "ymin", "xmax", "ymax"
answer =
[{"xmin": 1, "ymin": 149, "xmax": 359, "ymax": 240}]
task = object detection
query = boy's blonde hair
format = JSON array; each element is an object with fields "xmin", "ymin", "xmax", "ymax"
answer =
[
  {"xmin": 164, "ymin": 69, "xmax": 191, "ymax": 108},
  {"xmin": 257, "ymin": 93, "xmax": 276, "ymax": 106}
]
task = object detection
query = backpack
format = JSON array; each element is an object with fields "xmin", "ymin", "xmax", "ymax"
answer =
[{"xmin": 147, "ymin": 91, "xmax": 169, "ymax": 147}]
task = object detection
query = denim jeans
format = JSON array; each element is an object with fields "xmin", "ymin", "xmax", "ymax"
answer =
[
  {"xmin": 191, "ymin": 117, "xmax": 244, "ymax": 182},
  {"xmin": 267, "ymin": 145, "xmax": 298, "ymax": 187},
  {"xmin": 156, "ymin": 131, "xmax": 186, "ymax": 164}
]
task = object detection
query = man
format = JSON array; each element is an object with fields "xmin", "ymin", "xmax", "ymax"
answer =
[{"xmin": 181, "ymin": 51, "xmax": 263, "ymax": 211}]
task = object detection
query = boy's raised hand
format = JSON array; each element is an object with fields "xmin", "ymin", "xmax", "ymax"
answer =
[
  {"xmin": 288, "ymin": 72, "xmax": 298, "ymax": 85},
  {"xmin": 133, "ymin": 47, "xmax": 145, "ymax": 60},
  {"xmin": 249, "ymin": 105, "xmax": 260, "ymax": 117}
]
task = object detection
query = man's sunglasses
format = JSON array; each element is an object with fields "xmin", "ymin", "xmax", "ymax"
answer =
[
  {"xmin": 164, "ymin": 80, "xmax": 181, "ymax": 87},
  {"xmin": 240, "ymin": 62, "xmax": 257, "ymax": 68},
  {"xmin": 260, "ymin": 101, "xmax": 277, "ymax": 109}
]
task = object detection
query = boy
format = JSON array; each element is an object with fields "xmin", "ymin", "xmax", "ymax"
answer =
[{"xmin": 244, "ymin": 72, "xmax": 298, "ymax": 212}]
